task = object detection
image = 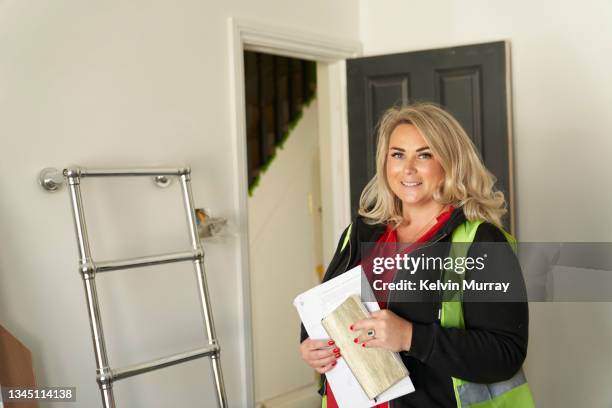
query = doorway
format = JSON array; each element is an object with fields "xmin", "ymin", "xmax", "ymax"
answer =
[
  {"xmin": 245, "ymin": 49, "xmax": 324, "ymax": 406},
  {"xmin": 229, "ymin": 18, "xmax": 360, "ymax": 407}
]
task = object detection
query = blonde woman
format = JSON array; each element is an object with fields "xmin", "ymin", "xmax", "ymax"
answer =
[{"xmin": 299, "ymin": 103, "xmax": 534, "ymax": 407}]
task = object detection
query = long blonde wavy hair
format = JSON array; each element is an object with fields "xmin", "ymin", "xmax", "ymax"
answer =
[{"xmin": 358, "ymin": 102, "xmax": 507, "ymax": 227}]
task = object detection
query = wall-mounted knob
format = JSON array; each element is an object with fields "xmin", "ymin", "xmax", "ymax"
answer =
[
  {"xmin": 39, "ymin": 168, "xmax": 65, "ymax": 192},
  {"xmin": 154, "ymin": 175, "xmax": 173, "ymax": 188}
]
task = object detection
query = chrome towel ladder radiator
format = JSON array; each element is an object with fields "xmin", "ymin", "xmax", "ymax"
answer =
[{"xmin": 63, "ymin": 167, "xmax": 227, "ymax": 408}]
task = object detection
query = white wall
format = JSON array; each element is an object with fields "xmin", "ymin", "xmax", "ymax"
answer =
[
  {"xmin": 360, "ymin": 1, "xmax": 612, "ymax": 406},
  {"xmin": 248, "ymin": 100, "xmax": 321, "ymax": 404},
  {"xmin": 0, "ymin": 1, "xmax": 359, "ymax": 407}
]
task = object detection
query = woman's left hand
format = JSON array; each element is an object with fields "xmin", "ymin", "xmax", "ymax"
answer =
[{"xmin": 351, "ymin": 309, "xmax": 413, "ymax": 352}]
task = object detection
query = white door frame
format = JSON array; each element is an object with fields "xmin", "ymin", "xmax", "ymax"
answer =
[{"xmin": 228, "ymin": 17, "xmax": 361, "ymax": 407}]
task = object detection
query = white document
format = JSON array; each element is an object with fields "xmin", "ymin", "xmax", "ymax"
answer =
[{"xmin": 293, "ymin": 265, "xmax": 415, "ymax": 408}]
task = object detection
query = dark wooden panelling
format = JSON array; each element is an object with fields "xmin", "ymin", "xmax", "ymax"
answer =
[
  {"xmin": 363, "ymin": 76, "xmax": 411, "ymax": 177},
  {"xmin": 259, "ymin": 54, "xmax": 276, "ymax": 162},
  {"xmin": 290, "ymin": 59, "xmax": 303, "ymax": 121},
  {"xmin": 435, "ymin": 67, "xmax": 483, "ymax": 153},
  {"xmin": 347, "ymin": 42, "xmax": 511, "ymax": 228},
  {"xmin": 304, "ymin": 61, "xmax": 317, "ymax": 102},
  {"xmin": 275, "ymin": 57, "xmax": 290, "ymax": 142},
  {"xmin": 244, "ymin": 51, "xmax": 260, "ymax": 186}
]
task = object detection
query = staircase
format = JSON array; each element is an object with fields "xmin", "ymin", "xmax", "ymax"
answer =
[{"xmin": 243, "ymin": 51, "xmax": 317, "ymax": 194}]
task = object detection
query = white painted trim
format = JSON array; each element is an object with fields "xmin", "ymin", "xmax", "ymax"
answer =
[
  {"xmin": 235, "ymin": 18, "xmax": 361, "ymax": 62},
  {"xmin": 258, "ymin": 382, "xmax": 321, "ymax": 407},
  {"xmin": 317, "ymin": 61, "xmax": 353, "ymax": 264},
  {"xmin": 505, "ymin": 40, "xmax": 517, "ymax": 237},
  {"xmin": 227, "ymin": 18, "xmax": 253, "ymax": 408},
  {"xmin": 228, "ymin": 17, "xmax": 361, "ymax": 407}
]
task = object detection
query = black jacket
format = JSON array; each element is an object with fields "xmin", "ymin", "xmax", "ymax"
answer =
[{"xmin": 300, "ymin": 208, "xmax": 529, "ymax": 408}]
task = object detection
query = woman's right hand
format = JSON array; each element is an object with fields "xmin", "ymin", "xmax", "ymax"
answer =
[{"xmin": 300, "ymin": 338, "xmax": 341, "ymax": 374}]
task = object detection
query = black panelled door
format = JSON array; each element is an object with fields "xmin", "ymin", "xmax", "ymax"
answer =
[{"xmin": 347, "ymin": 41, "xmax": 513, "ymax": 230}]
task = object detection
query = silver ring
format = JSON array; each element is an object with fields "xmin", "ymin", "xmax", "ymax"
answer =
[{"xmin": 367, "ymin": 329, "xmax": 376, "ymax": 338}]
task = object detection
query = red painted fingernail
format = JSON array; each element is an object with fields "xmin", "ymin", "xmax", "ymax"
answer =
[
  {"xmin": 353, "ymin": 338, "xmax": 358, "ymax": 343},
  {"xmin": 362, "ymin": 343, "xmax": 366, "ymax": 348},
  {"xmin": 328, "ymin": 340, "xmax": 335, "ymax": 345},
  {"xmin": 332, "ymin": 361, "xmax": 337, "ymax": 366},
  {"xmin": 335, "ymin": 353, "xmax": 341, "ymax": 358},
  {"xmin": 349, "ymin": 324, "xmax": 354, "ymax": 330},
  {"xmin": 333, "ymin": 348, "xmax": 339, "ymax": 353}
]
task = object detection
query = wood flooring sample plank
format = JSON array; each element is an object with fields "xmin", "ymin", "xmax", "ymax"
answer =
[{"xmin": 321, "ymin": 295, "xmax": 408, "ymax": 400}]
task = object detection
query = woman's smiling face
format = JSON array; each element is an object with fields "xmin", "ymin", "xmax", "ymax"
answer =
[{"xmin": 385, "ymin": 123, "xmax": 446, "ymax": 208}]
